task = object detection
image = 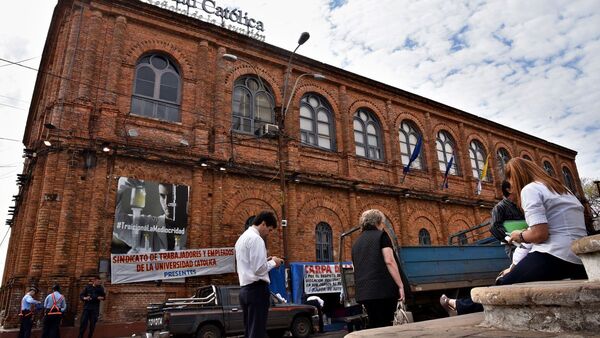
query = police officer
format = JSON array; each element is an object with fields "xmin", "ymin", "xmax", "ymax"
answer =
[
  {"xmin": 18, "ymin": 286, "xmax": 40, "ymax": 338},
  {"xmin": 41, "ymin": 284, "xmax": 66, "ymax": 338}
]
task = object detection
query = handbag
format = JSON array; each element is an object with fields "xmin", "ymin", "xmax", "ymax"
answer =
[{"xmin": 393, "ymin": 300, "xmax": 413, "ymax": 326}]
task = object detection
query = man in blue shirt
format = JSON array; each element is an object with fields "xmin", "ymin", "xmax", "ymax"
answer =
[
  {"xmin": 18, "ymin": 286, "xmax": 40, "ymax": 338},
  {"xmin": 42, "ymin": 284, "xmax": 66, "ymax": 338}
]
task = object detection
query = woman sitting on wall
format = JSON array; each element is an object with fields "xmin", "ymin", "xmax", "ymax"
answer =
[{"xmin": 441, "ymin": 157, "xmax": 588, "ymax": 315}]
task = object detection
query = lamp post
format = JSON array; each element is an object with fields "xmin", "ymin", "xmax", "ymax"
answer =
[
  {"xmin": 222, "ymin": 32, "xmax": 324, "ymax": 261},
  {"xmin": 278, "ymin": 32, "xmax": 312, "ymax": 261}
]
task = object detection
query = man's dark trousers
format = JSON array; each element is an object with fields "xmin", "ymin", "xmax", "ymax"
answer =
[
  {"xmin": 17, "ymin": 312, "xmax": 33, "ymax": 338},
  {"xmin": 239, "ymin": 280, "xmax": 270, "ymax": 338},
  {"xmin": 41, "ymin": 314, "xmax": 62, "ymax": 338},
  {"xmin": 78, "ymin": 308, "xmax": 99, "ymax": 338}
]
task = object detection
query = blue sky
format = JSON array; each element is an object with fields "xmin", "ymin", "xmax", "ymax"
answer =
[{"xmin": 0, "ymin": 0, "xmax": 599, "ymax": 278}]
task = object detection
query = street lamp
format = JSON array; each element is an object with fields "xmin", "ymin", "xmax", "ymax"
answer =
[{"xmin": 278, "ymin": 32, "xmax": 313, "ymax": 260}]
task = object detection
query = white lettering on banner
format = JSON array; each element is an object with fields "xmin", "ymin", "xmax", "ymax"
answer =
[
  {"xmin": 111, "ymin": 247, "xmax": 235, "ymax": 284},
  {"xmin": 303, "ymin": 263, "xmax": 353, "ymax": 294}
]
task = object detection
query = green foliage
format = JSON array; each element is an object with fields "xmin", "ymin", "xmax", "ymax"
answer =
[{"xmin": 581, "ymin": 177, "xmax": 600, "ymax": 218}]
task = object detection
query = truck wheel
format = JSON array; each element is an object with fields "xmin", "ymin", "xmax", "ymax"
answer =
[
  {"xmin": 290, "ymin": 316, "xmax": 311, "ymax": 338},
  {"xmin": 196, "ymin": 324, "xmax": 222, "ymax": 338}
]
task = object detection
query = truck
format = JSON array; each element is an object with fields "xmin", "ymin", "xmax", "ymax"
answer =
[
  {"xmin": 339, "ymin": 221, "xmax": 511, "ymax": 321},
  {"xmin": 145, "ymin": 285, "xmax": 319, "ymax": 338}
]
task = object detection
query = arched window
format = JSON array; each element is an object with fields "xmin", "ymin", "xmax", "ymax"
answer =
[
  {"xmin": 131, "ymin": 54, "xmax": 181, "ymax": 122},
  {"xmin": 315, "ymin": 222, "xmax": 333, "ymax": 262},
  {"xmin": 522, "ymin": 154, "xmax": 532, "ymax": 161},
  {"xmin": 469, "ymin": 140, "xmax": 489, "ymax": 180},
  {"xmin": 543, "ymin": 161, "xmax": 555, "ymax": 177},
  {"xmin": 299, "ymin": 93, "xmax": 335, "ymax": 150},
  {"xmin": 436, "ymin": 131, "xmax": 459, "ymax": 175},
  {"xmin": 418, "ymin": 228, "xmax": 431, "ymax": 246},
  {"xmin": 232, "ymin": 75, "xmax": 275, "ymax": 134},
  {"xmin": 354, "ymin": 109, "xmax": 383, "ymax": 160},
  {"xmin": 399, "ymin": 121, "xmax": 423, "ymax": 170},
  {"xmin": 244, "ymin": 216, "xmax": 255, "ymax": 230},
  {"xmin": 497, "ymin": 148, "xmax": 511, "ymax": 178},
  {"xmin": 562, "ymin": 167, "xmax": 577, "ymax": 193}
]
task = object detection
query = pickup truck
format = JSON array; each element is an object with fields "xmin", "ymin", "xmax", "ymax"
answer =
[{"xmin": 146, "ymin": 285, "xmax": 319, "ymax": 338}]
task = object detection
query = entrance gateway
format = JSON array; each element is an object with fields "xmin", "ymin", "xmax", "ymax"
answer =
[{"xmin": 141, "ymin": 0, "xmax": 266, "ymax": 41}]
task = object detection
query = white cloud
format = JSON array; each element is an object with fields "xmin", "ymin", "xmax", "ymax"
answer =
[{"xmin": 1, "ymin": 0, "xmax": 599, "ymax": 281}]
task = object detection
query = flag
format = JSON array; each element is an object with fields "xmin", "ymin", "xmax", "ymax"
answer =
[
  {"xmin": 403, "ymin": 136, "xmax": 422, "ymax": 175},
  {"xmin": 441, "ymin": 156, "xmax": 454, "ymax": 189},
  {"xmin": 476, "ymin": 154, "xmax": 491, "ymax": 195}
]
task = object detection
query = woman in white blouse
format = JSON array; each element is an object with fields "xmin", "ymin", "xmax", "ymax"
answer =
[{"xmin": 499, "ymin": 157, "xmax": 588, "ymax": 284}]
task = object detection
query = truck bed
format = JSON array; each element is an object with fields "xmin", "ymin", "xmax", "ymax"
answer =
[{"xmin": 400, "ymin": 244, "xmax": 510, "ymax": 291}]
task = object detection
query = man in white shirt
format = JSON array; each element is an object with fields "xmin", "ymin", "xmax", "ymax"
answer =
[{"xmin": 235, "ymin": 211, "xmax": 284, "ymax": 338}]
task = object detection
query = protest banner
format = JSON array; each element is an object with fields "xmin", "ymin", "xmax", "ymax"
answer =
[
  {"xmin": 303, "ymin": 263, "xmax": 352, "ymax": 294},
  {"xmin": 111, "ymin": 247, "xmax": 235, "ymax": 284}
]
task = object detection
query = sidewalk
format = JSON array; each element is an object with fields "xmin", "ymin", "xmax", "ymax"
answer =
[
  {"xmin": 0, "ymin": 321, "xmax": 146, "ymax": 338},
  {"xmin": 345, "ymin": 313, "xmax": 598, "ymax": 337}
]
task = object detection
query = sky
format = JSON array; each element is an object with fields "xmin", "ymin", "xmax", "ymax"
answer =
[{"xmin": 0, "ymin": 0, "xmax": 599, "ymax": 280}]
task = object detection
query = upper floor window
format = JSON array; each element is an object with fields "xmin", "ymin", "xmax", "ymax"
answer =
[
  {"xmin": 354, "ymin": 109, "xmax": 383, "ymax": 160},
  {"xmin": 522, "ymin": 154, "xmax": 532, "ymax": 161},
  {"xmin": 543, "ymin": 161, "xmax": 555, "ymax": 177},
  {"xmin": 562, "ymin": 167, "xmax": 577, "ymax": 193},
  {"xmin": 299, "ymin": 93, "xmax": 335, "ymax": 150},
  {"xmin": 418, "ymin": 228, "xmax": 431, "ymax": 246},
  {"xmin": 497, "ymin": 148, "xmax": 511, "ymax": 178},
  {"xmin": 469, "ymin": 140, "xmax": 489, "ymax": 181},
  {"xmin": 436, "ymin": 130, "xmax": 459, "ymax": 175},
  {"xmin": 232, "ymin": 76, "xmax": 275, "ymax": 134},
  {"xmin": 399, "ymin": 121, "xmax": 423, "ymax": 170},
  {"xmin": 315, "ymin": 222, "xmax": 333, "ymax": 262},
  {"xmin": 131, "ymin": 54, "xmax": 181, "ymax": 122}
]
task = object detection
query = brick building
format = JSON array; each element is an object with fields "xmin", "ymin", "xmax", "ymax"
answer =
[{"xmin": 1, "ymin": 0, "xmax": 584, "ymax": 327}]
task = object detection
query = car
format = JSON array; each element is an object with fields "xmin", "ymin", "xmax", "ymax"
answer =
[{"xmin": 146, "ymin": 284, "xmax": 319, "ymax": 338}]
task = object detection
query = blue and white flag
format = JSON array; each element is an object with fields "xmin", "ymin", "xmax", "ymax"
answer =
[
  {"xmin": 441, "ymin": 156, "xmax": 454, "ymax": 189},
  {"xmin": 403, "ymin": 136, "xmax": 422, "ymax": 175}
]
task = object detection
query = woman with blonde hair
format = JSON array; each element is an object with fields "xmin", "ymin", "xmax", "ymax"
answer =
[{"xmin": 497, "ymin": 157, "xmax": 587, "ymax": 284}]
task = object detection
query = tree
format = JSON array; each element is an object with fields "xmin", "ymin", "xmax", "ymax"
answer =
[
  {"xmin": 581, "ymin": 178, "xmax": 600, "ymax": 232},
  {"xmin": 582, "ymin": 178, "xmax": 600, "ymax": 216}
]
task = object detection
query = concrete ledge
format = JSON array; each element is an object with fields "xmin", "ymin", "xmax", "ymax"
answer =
[
  {"xmin": 571, "ymin": 234, "xmax": 600, "ymax": 255},
  {"xmin": 472, "ymin": 280, "xmax": 600, "ymax": 332},
  {"xmin": 572, "ymin": 234, "xmax": 600, "ymax": 281},
  {"xmin": 344, "ymin": 312, "xmax": 598, "ymax": 337}
]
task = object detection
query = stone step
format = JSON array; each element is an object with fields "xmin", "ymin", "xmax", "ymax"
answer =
[{"xmin": 471, "ymin": 279, "xmax": 600, "ymax": 332}]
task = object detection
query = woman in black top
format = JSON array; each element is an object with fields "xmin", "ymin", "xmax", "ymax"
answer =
[{"xmin": 351, "ymin": 209, "xmax": 405, "ymax": 328}]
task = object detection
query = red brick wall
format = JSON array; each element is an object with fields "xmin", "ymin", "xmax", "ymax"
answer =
[{"xmin": 1, "ymin": 0, "xmax": 583, "ymax": 327}]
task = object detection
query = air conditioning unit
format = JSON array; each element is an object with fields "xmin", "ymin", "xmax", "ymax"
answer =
[{"xmin": 256, "ymin": 123, "xmax": 279, "ymax": 138}]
